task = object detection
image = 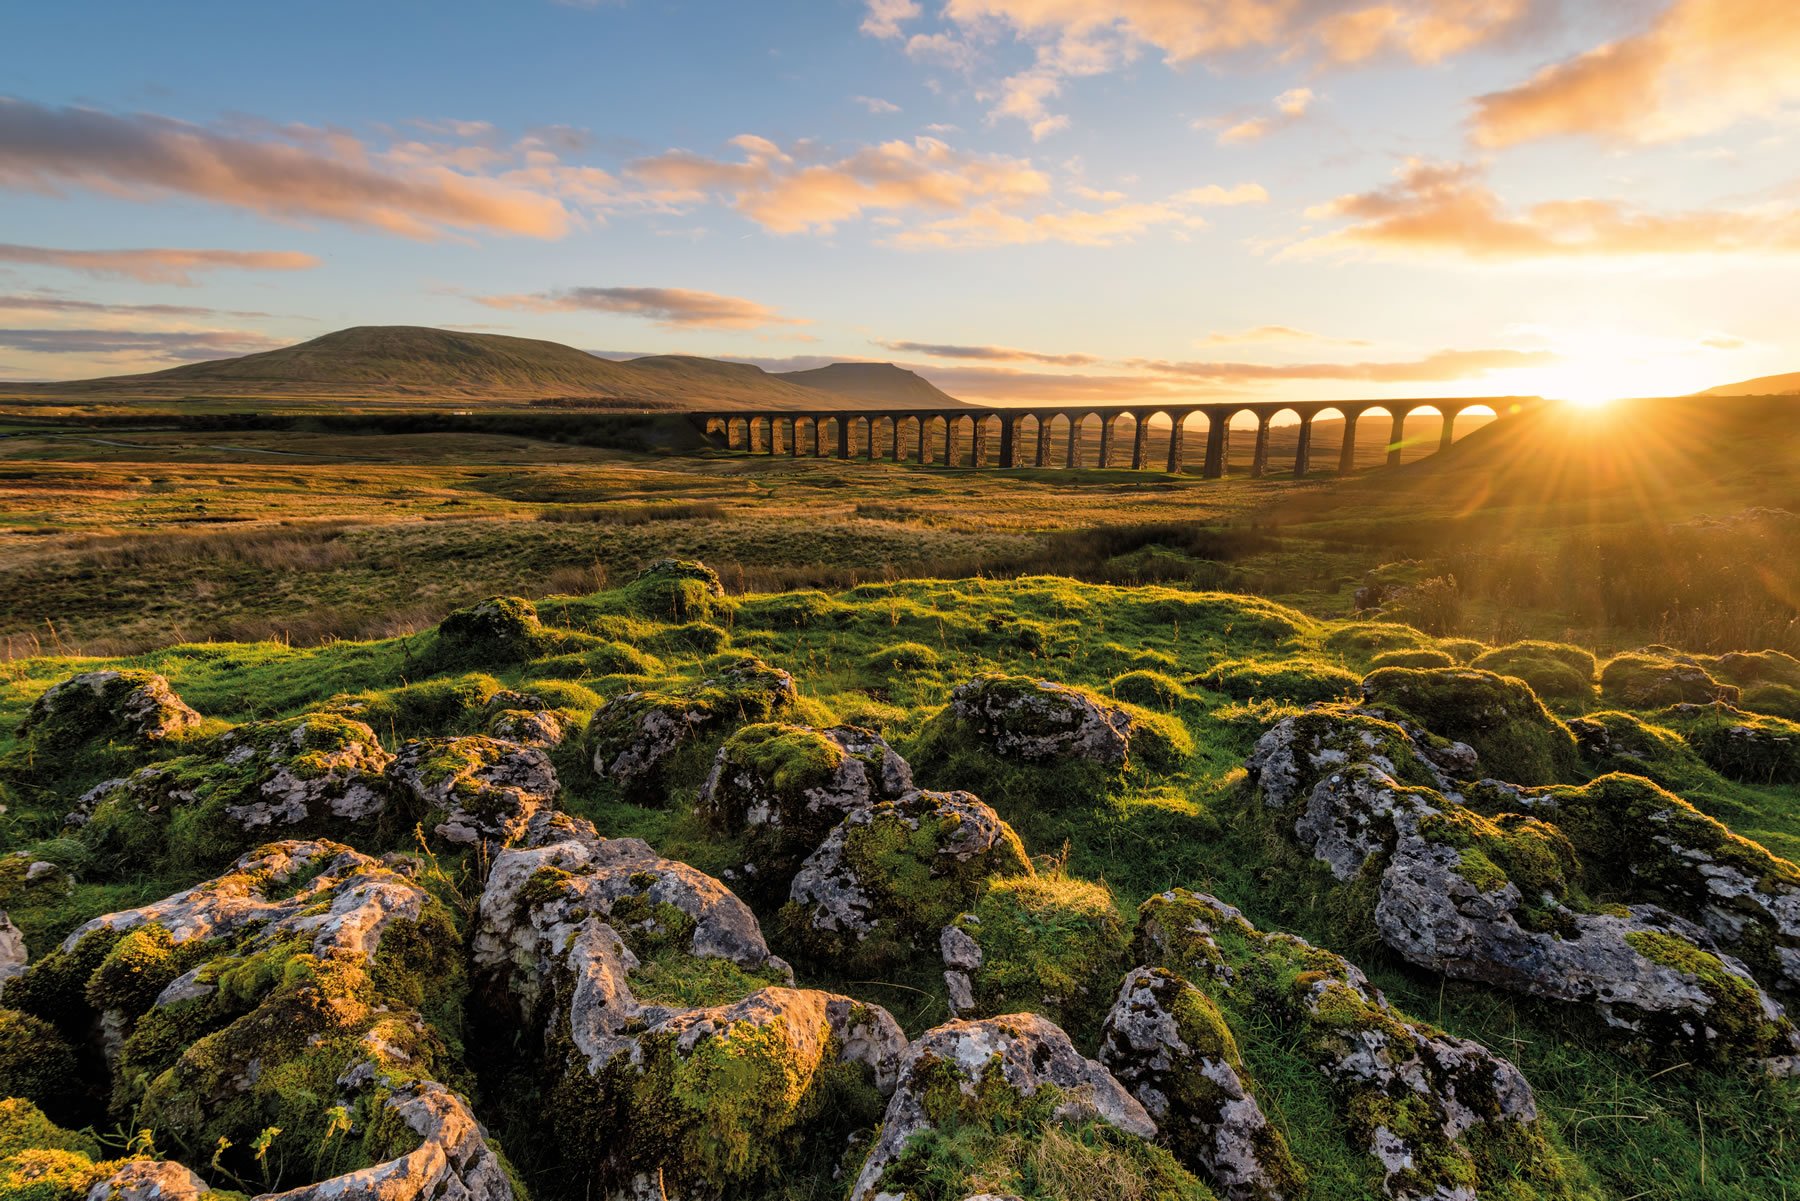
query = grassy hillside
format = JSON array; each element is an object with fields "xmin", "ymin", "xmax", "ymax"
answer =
[
  {"xmin": 1702, "ymin": 371, "xmax": 1800, "ymax": 396},
  {"xmin": 777, "ymin": 361, "xmax": 963, "ymax": 408},
  {"xmin": 1, "ymin": 325, "xmax": 966, "ymax": 411}
]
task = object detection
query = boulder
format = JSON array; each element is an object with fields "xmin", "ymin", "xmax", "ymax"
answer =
[
  {"xmin": 1287, "ymin": 758, "xmax": 1800, "ymax": 1067},
  {"xmin": 6, "ymin": 841, "xmax": 478, "ymax": 1193},
  {"xmin": 86, "ymin": 1160, "xmax": 211, "ymax": 1201},
  {"xmin": 20, "ymin": 670, "xmax": 200, "ymax": 751},
  {"xmin": 1099, "ymin": 967, "xmax": 1299, "ymax": 1201},
  {"xmin": 849, "ymin": 1013, "xmax": 1158, "ymax": 1201},
  {"xmin": 0, "ymin": 912, "xmax": 25, "ymax": 988},
  {"xmin": 474, "ymin": 811, "xmax": 908, "ymax": 1198},
  {"xmin": 587, "ymin": 660, "xmax": 798, "ymax": 801},
  {"xmin": 214, "ymin": 715, "xmax": 394, "ymax": 829},
  {"xmin": 1136, "ymin": 890, "xmax": 1569, "ymax": 1201},
  {"xmin": 782, "ymin": 790, "xmax": 1031, "ymax": 970},
  {"xmin": 1600, "ymin": 652, "xmax": 1739, "ymax": 709},
  {"xmin": 938, "ymin": 675, "xmax": 1136, "ymax": 766},
  {"xmin": 1358, "ymin": 667, "xmax": 1580, "ymax": 785},
  {"xmin": 484, "ymin": 708, "xmax": 566, "ymax": 749},
  {"xmin": 1246, "ymin": 708, "xmax": 1455, "ymax": 812},
  {"xmin": 389, "ymin": 735, "xmax": 558, "ymax": 849},
  {"xmin": 697, "ymin": 723, "xmax": 913, "ymax": 898}
]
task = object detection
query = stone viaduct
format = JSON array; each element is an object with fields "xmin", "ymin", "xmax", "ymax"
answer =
[{"xmin": 695, "ymin": 397, "xmax": 1529, "ymax": 477}]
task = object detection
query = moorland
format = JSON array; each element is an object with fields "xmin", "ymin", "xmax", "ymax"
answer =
[{"xmin": 0, "ymin": 338, "xmax": 1797, "ymax": 1201}]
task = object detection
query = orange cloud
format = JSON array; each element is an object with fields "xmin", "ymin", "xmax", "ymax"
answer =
[
  {"xmin": 629, "ymin": 135, "xmax": 1050, "ymax": 235},
  {"xmin": 0, "ymin": 243, "xmax": 318, "ymax": 285},
  {"xmin": 1216, "ymin": 87, "xmax": 1315, "ymax": 145},
  {"xmin": 1472, "ymin": 0, "xmax": 1800, "ymax": 146},
  {"xmin": 891, "ymin": 183, "xmax": 1265, "ymax": 248},
  {"xmin": 0, "ymin": 99, "xmax": 574, "ymax": 239},
  {"xmin": 475, "ymin": 286, "xmax": 803, "ymax": 330},
  {"xmin": 1201, "ymin": 325, "xmax": 1372, "ymax": 347},
  {"xmin": 1287, "ymin": 159, "xmax": 1800, "ymax": 260},
  {"xmin": 0, "ymin": 326, "xmax": 285, "ymax": 362},
  {"xmin": 875, "ymin": 339, "xmax": 1102, "ymax": 366}
]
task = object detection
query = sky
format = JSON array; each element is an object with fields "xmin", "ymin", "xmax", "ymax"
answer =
[{"xmin": 1, "ymin": 0, "xmax": 1796, "ymax": 405}]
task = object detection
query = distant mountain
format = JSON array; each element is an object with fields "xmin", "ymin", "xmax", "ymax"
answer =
[
  {"xmin": 2, "ymin": 326, "xmax": 972, "ymax": 411},
  {"xmin": 777, "ymin": 361, "xmax": 961, "ymax": 409},
  {"xmin": 1701, "ymin": 371, "xmax": 1800, "ymax": 397}
]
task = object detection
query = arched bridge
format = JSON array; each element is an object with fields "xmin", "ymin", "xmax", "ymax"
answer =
[{"xmin": 694, "ymin": 397, "xmax": 1533, "ymax": 477}]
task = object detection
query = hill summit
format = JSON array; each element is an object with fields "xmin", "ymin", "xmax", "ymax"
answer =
[{"xmin": 7, "ymin": 325, "xmax": 971, "ymax": 411}]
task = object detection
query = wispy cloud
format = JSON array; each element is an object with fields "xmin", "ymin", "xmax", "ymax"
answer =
[
  {"xmin": 1200, "ymin": 325, "xmax": 1372, "ymax": 347},
  {"xmin": 0, "ymin": 326, "xmax": 285, "ymax": 361},
  {"xmin": 0, "ymin": 243, "xmax": 318, "ymax": 285},
  {"xmin": 1214, "ymin": 88, "xmax": 1315, "ymax": 145},
  {"xmin": 1472, "ymin": 0, "xmax": 1800, "ymax": 146},
  {"xmin": 0, "ymin": 292, "xmax": 277, "ymax": 319},
  {"xmin": 0, "ymin": 98, "xmax": 582, "ymax": 239},
  {"xmin": 1286, "ymin": 159, "xmax": 1800, "ymax": 261},
  {"xmin": 875, "ymin": 339, "xmax": 1102, "ymax": 366},
  {"xmin": 854, "ymin": 96, "xmax": 902, "ymax": 114},
  {"xmin": 474, "ymin": 285, "xmax": 805, "ymax": 330},
  {"xmin": 890, "ymin": 182, "xmax": 1265, "ymax": 248}
]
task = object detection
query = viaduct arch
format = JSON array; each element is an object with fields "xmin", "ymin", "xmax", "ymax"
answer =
[{"xmin": 703, "ymin": 398, "xmax": 1529, "ymax": 477}]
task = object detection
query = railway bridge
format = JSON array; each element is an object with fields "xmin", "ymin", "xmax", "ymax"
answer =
[{"xmin": 694, "ymin": 397, "xmax": 1532, "ymax": 477}]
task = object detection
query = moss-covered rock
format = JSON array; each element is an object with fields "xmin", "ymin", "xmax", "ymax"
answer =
[
  {"xmin": 1098, "ymin": 967, "xmax": 1301, "ymax": 1201},
  {"xmin": 1110, "ymin": 669, "xmax": 1197, "ymax": 709},
  {"xmin": 1245, "ymin": 707, "xmax": 1459, "ymax": 813},
  {"xmin": 1656, "ymin": 702, "xmax": 1800, "ymax": 785},
  {"xmin": 1471, "ymin": 641, "xmax": 1598, "ymax": 709},
  {"xmin": 1600, "ymin": 651, "xmax": 1739, "ymax": 709},
  {"xmin": 910, "ymin": 675, "xmax": 1191, "ymax": 808},
  {"xmin": 0, "ymin": 1011, "xmax": 80, "ymax": 1120},
  {"xmin": 1321, "ymin": 621, "xmax": 1436, "ymax": 658},
  {"xmin": 697, "ymin": 723, "xmax": 913, "ymax": 901},
  {"xmin": 943, "ymin": 873, "xmax": 1127, "ymax": 1039},
  {"xmin": 1506, "ymin": 772, "xmax": 1800, "ymax": 999},
  {"xmin": 72, "ymin": 715, "xmax": 394, "ymax": 873},
  {"xmin": 1367, "ymin": 647, "xmax": 1456, "ymax": 670},
  {"xmin": 585, "ymin": 660, "xmax": 799, "ymax": 803},
  {"xmin": 1135, "ymin": 890, "xmax": 1580, "ymax": 1201},
  {"xmin": 614, "ymin": 558, "xmax": 728, "ymax": 623},
  {"xmin": 1194, "ymin": 658, "xmax": 1361, "ymax": 705},
  {"xmin": 389, "ymin": 735, "xmax": 558, "ymax": 849},
  {"xmin": 427, "ymin": 596, "xmax": 595, "ymax": 670},
  {"xmin": 1359, "ymin": 667, "xmax": 1581, "ymax": 785},
  {"xmin": 17, "ymin": 670, "xmax": 200, "ymax": 753},
  {"xmin": 849, "ymin": 1013, "xmax": 1183, "ymax": 1201},
  {"xmin": 474, "ymin": 812, "xmax": 905, "ymax": 1198},
  {"xmin": 783, "ymin": 790, "xmax": 1032, "ymax": 972}
]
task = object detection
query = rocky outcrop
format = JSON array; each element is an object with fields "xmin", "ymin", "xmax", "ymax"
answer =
[
  {"xmin": 1136, "ymin": 890, "xmax": 1567, "ymax": 1201},
  {"xmin": 1600, "ymin": 651, "xmax": 1739, "ymax": 709},
  {"xmin": 389, "ymin": 735, "xmax": 558, "ymax": 849},
  {"xmin": 20, "ymin": 670, "xmax": 200, "ymax": 751},
  {"xmin": 85, "ymin": 1159, "xmax": 211, "ymax": 1201},
  {"xmin": 940, "ymin": 675, "xmax": 1136, "ymax": 765},
  {"xmin": 475, "ymin": 810, "xmax": 908, "ymax": 1198},
  {"xmin": 1278, "ymin": 748, "xmax": 1800, "ymax": 1067},
  {"xmin": 697, "ymin": 723, "xmax": 913, "ymax": 897},
  {"xmin": 215, "ymin": 715, "xmax": 394, "ymax": 830},
  {"xmin": 1246, "ymin": 708, "xmax": 1455, "ymax": 811},
  {"xmin": 782, "ymin": 790, "xmax": 1031, "ymax": 970},
  {"xmin": 484, "ymin": 707, "xmax": 566, "ymax": 749},
  {"xmin": 587, "ymin": 660, "xmax": 798, "ymax": 800},
  {"xmin": 1099, "ymin": 967, "xmax": 1299, "ymax": 1201},
  {"xmin": 849, "ymin": 1013, "xmax": 1156, "ymax": 1201},
  {"xmin": 1357, "ymin": 667, "xmax": 1580, "ymax": 785}
]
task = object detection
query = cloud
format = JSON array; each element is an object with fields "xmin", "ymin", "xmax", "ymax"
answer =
[
  {"xmin": 875, "ymin": 339, "xmax": 1101, "ymax": 366},
  {"xmin": 628, "ymin": 134, "xmax": 1050, "ymax": 235},
  {"xmin": 862, "ymin": 0, "xmax": 922, "ymax": 38},
  {"xmin": 1287, "ymin": 158, "xmax": 1800, "ymax": 261},
  {"xmin": 0, "ymin": 243, "xmax": 318, "ymax": 285},
  {"xmin": 1215, "ymin": 87, "xmax": 1315, "ymax": 145},
  {"xmin": 1201, "ymin": 325, "xmax": 1372, "ymax": 347},
  {"xmin": 854, "ymin": 96, "xmax": 902, "ymax": 114},
  {"xmin": 878, "ymin": 2, "xmax": 1540, "ymax": 132},
  {"xmin": 0, "ymin": 326, "xmax": 285, "ymax": 361},
  {"xmin": 1472, "ymin": 0, "xmax": 1800, "ymax": 146},
  {"xmin": 0, "ymin": 293, "xmax": 276, "ymax": 319},
  {"xmin": 891, "ymin": 182, "xmax": 1265, "ymax": 248},
  {"xmin": 1128, "ymin": 347, "xmax": 1558, "ymax": 382},
  {"xmin": 474, "ymin": 285, "xmax": 804, "ymax": 330},
  {"xmin": 0, "ymin": 98, "xmax": 579, "ymax": 239}
]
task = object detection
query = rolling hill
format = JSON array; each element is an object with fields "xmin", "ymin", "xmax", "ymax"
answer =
[
  {"xmin": 1702, "ymin": 370, "xmax": 1800, "ymax": 396},
  {"xmin": 2, "ymin": 325, "xmax": 972, "ymax": 411}
]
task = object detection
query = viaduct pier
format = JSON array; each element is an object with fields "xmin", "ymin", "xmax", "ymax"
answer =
[{"xmin": 695, "ymin": 397, "xmax": 1531, "ymax": 477}]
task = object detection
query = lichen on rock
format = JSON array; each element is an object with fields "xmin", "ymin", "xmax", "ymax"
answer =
[
  {"xmin": 783, "ymin": 789, "xmax": 1031, "ymax": 971},
  {"xmin": 389, "ymin": 735, "xmax": 558, "ymax": 849}
]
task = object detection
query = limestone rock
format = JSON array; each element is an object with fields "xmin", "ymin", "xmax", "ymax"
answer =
[
  {"xmin": 256, "ymin": 1081, "xmax": 515, "ymax": 1201},
  {"xmin": 849, "ymin": 1013, "xmax": 1154, "ymax": 1201},
  {"xmin": 86, "ymin": 1160, "xmax": 210, "ymax": 1201},
  {"xmin": 0, "ymin": 912, "xmax": 25, "ymax": 990},
  {"xmin": 389, "ymin": 735, "xmax": 557, "ymax": 849},
  {"xmin": 1246, "ymin": 708, "xmax": 1451, "ymax": 811},
  {"xmin": 21, "ymin": 670, "xmax": 200, "ymax": 750},
  {"xmin": 1099, "ymin": 967, "xmax": 1298, "ymax": 1201},
  {"xmin": 587, "ymin": 660, "xmax": 798, "ymax": 799},
  {"xmin": 942, "ymin": 675, "xmax": 1136, "ymax": 765},
  {"xmin": 783, "ymin": 790, "xmax": 1031, "ymax": 969},
  {"xmin": 217, "ymin": 715, "xmax": 394, "ymax": 830},
  {"xmin": 1136, "ymin": 890, "xmax": 1561, "ymax": 1201},
  {"xmin": 484, "ymin": 707, "xmax": 566, "ymax": 748},
  {"xmin": 698, "ymin": 723, "xmax": 913, "ymax": 896}
]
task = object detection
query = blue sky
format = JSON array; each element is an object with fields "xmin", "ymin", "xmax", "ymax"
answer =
[{"xmin": 1, "ymin": 0, "xmax": 1796, "ymax": 403}]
